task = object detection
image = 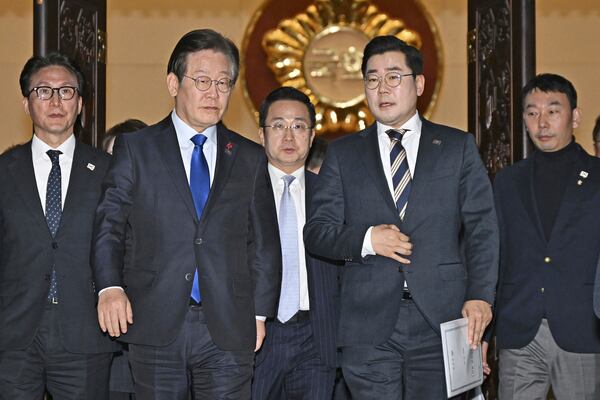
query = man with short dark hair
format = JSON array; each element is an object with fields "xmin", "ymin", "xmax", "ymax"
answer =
[
  {"xmin": 93, "ymin": 29, "xmax": 281, "ymax": 399},
  {"xmin": 488, "ymin": 73, "xmax": 600, "ymax": 399},
  {"xmin": 0, "ymin": 52, "xmax": 116, "ymax": 398},
  {"xmin": 304, "ymin": 35, "xmax": 499, "ymax": 399},
  {"xmin": 252, "ymin": 87, "xmax": 338, "ymax": 399}
]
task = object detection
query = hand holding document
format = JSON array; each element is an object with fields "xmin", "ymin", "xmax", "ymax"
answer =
[{"xmin": 441, "ymin": 317, "xmax": 484, "ymax": 398}]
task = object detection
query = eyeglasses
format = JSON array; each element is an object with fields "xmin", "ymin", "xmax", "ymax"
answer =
[
  {"xmin": 28, "ymin": 86, "xmax": 78, "ymax": 101},
  {"xmin": 364, "ymin": 72, "xmax": 415, "ymax": 90},
  {"xmin": 262, "ymin": 121, "xmax": 312, "ymax": 135},
  {"xmin": 183, "ymin": 75, "xmax": 233, "ymax": 93}
]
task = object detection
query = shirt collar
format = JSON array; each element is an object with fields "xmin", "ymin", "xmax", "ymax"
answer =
[
  {"xmin": 31, "ymin": 133, "xmax": 76, "ymax": 161},
  {"xmin": 171, "ymin": 109, "xmax": 217, "ymax": 148},
  {"xmin": 376, "ymin": 111, "xmax": 422, "ymax": 140},
  {"xmin": 267, "ymin": 164, "xmax": 305, "ymax": 191}
]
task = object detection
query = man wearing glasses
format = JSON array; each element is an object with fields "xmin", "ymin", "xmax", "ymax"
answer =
[
  {"xmin": 252, "ymin": 87, "xmax": 339, "ymax": 399},
  {"xmin": 304, "ymin": 35, "xmax": 499, "ymax": 399},
  {"xmin": 0, "ymin": 53, "xmax": 116, "ymax": 398},
  {"xmin": 93, "ymin": 29, "xmax": 280, "ymax": 399}
]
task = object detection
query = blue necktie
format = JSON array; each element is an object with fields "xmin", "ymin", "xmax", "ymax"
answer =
[
  {"xmin": 387, "ymin": 129, "xmax": 412, "ymax": 220},
  {"xmin": 277, "ymin": 175, "xmax": 300, "ymax": 323},
  {"xmin": 46, "ymin": 149, "xmax": 62, "ymax": 302},
  {"xmin": 190, "ymin": 134, "xmax": 210, "ymax": 303}
]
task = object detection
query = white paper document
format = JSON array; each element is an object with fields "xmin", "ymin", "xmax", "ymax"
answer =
[{"xmin": 440, "ymin": 317, "xmax": 484, "ymax": 398}]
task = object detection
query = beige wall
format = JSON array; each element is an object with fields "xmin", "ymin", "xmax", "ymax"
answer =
[{"xmin": 1, "ymin": 0, "xmax": 599, "ymax": 155}]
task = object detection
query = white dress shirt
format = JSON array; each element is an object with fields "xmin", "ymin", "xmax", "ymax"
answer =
[
  {"xmin": 32, "ymin": 133, "xmax": 76, "ymax": 213},
  {"xmin": 171, "ymin": 109, "xmax": 217, "ymax": 186},
  {"xmin": 267, "ymin": 164, "xmax": 310, "ymax": 311},
  {"xmin": 361, "ymin": 111, "xmax": 422, "ymax": 257}
]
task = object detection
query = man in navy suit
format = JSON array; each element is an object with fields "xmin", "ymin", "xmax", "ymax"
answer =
[
  {"xmin": 486, "ymin": 73, "xmax": 600, "ymax": 399},
  {"xmin": 0, "ymin": 53, "xmax": 116, "ymax": 399},
  {"xmin": 252, "ymin": 87, "xmax": 339, "ymax": 399},
  {"xmin": 93, "ymin": 29, "xmax": 281, "ymax": 399},
  {"xmin": 304, "ymin": 36, "xmax": 499, "ymax": 399}
]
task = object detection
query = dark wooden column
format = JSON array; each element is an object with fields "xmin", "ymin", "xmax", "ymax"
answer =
[
  {"xmin": 34, "ymin": 0, "xmax": 107, "ymax": 147},
  {"xmin": 468, "ymin": 0, "xmax": 535, "ymax": 178}
]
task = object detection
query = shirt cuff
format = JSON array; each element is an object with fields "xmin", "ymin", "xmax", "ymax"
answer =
[
  {"xmin": 361, "ymin": 226, "xmax": 376, "ymax": 258},
  {"xmin": 255, "ymin": 316, "xmax": 267, "ymax": 321},
  {"xmin": 98, "ymin": 286, "xmax": 124, "ymax": 297}
]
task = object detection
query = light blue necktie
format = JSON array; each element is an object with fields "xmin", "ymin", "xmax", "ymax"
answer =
[
  {"xmin": 277, "ymin": 175, "xmax": 300, "ymax": 323},
  {"xmin": 387, "ymin": 129, "xmax": 412, "ymax": 220},
  {"xmin": 190, "ymin": 134, "xmax": 210, "ymax": 303},
  {"xmin": 46, "ymin": 150, "xmax": 62, "ymax": 302}
]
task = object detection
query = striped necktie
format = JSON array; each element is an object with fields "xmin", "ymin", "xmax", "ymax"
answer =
[{"xmin": 386, "ymin": 129, "xmax": 412, "ymax": 220}]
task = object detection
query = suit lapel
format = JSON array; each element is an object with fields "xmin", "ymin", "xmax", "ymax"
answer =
[
  {"xmin": 155, "ymin": 117, "xmax": 199, "ymax": 222},
  {"xmin": 360, "ymin": 125, "xmax": 398, "ymax": 214},
  {"xmin": 401, "ymin": 120, "xmax": 443, "ymax": 231},
  {"xmin": 547, "ymin": 146, "xmax": 589, "ymax": 244},
  {"xmin": 199, "ymin": 124, "xmax": 237, "ymax": 228},
  {"xmin": 517, "ymin": 157, "xmax": 547, "ymax": 242},
  {"xmin": 7, "ymin": 142, "xmax": 50, "ymax": 236}
]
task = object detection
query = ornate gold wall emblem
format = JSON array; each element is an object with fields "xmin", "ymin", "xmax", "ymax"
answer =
[{"xmin": 242, "ymin": 0, "xmax": 442, "ymax": 138}]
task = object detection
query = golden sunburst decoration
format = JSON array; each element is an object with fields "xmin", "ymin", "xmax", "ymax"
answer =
[{"xmin": 262, "ymin": 0, "xmax": 422, "ymax": 135}]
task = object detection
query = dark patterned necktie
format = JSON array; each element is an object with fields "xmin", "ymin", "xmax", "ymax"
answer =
[
  {"xmin": 189, "ymin": 134, "xmax": 210, "ymax": 303},
  {"xmin": 386, "ymin": 129, "xmax": 412, "ymax": 220},
  {"xmin": 46, "ymin": 149, "xmax": 62, "ymax": 301}
]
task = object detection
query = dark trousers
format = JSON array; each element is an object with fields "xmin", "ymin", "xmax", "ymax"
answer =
[
  {"xmin": 0, "ymin": 303, "xmax": 111, "ymax": 400},
  {"xmin": 109, "ymin": 345, "xmax": 135, "ymax": 400},
  {"xmin": 341, "ymin": 299, "xmax": 462, "ymax": 400},
  {"xmin": 252, "ymin": 315, "xmax": 335, "ymax": 400},
  {"xmin": 128, "ymin": 305, "xmax": 254, "ymax": 400}
]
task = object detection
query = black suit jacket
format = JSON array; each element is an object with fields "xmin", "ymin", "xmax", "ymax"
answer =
[
  {"xmin": 93, "ymin": 116, "xmax": 281, "ymax": 351},
  {"xmin": 493, "ymin": 144, "xmax": 600, "ymax": 352},
  {"xmin": 258, "ymin": 170, "xmax": 339, "ymax": 368},
  {"xmin": 0, "ymin": 140, "xmax": 116, "ymax": 353},
  {"xmin": 304, "ymin": 120, "xmax": 499, "ymax": 347}
]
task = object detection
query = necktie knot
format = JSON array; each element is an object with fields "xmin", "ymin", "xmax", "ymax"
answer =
[
  {"xmin": 386, "ymin": 128, "xmax": 409, "ymax": 143},
  {"xmin": 47, "ymin": 149, "xmax": 62, "ymax": 164},
  {"xmin": 191, "ymin": 134, "xmax": 207, "ymax": 148},
  {"xmin": 282, "ymin": 174, "xmax": 295, "ymax": 189}
]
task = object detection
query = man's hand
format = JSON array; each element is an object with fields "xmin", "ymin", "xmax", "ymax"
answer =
[
  {"xmin": 371, "ymin": 224, "xmax": 412, "ymax": 263},
  {"xmin": 482, "ymin": 341, "xmax": 491, "ymax": 376},
  {"xmin": 97, "ymin": 288, "xmax": 133, "ymax": 337},
  {"xmin": 255, "ymin": 319, "xmax": 266, "ymax": 352},
  {"xmin": 461, "ymin": 300, "xmax": 492, "ymax": 349}
]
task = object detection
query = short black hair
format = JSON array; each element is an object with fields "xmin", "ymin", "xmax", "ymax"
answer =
[
  {"xmin": 306, "ymin": 136, "xmax": 328, "ymax": 172},
  {"xmin": 19, "ymin": 52, "xmax": 85, "ymax": 97},
  {"xmin": 522, "ymin": 73, "xmax": 578, "ymax": 110},
  {"xmin": 167, "ymin": 29, "xmax": 240, "ymax": 84},
  {"xmin": 361, "ymin": 35, "xmax": 423, "ymax": 77},
  {"xmin": 102, "ymin": 119, "xmax": 148, "ymax": 152},
  {"xmin": 259, "ymin": 86, "xmax": 316, "ymax": 128},
  {"xmin": 593, "ymin": 115, "xmax": 600, "ymax": 144}
]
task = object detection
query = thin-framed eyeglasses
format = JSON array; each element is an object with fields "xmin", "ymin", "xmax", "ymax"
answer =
[
  {"xmin": 28, "ymin": 86, "xmax": 78, "ymax": 101},
  {"xmin": 262, "ymin": 121, "xmax": 312, "ymax": 135},
  {"xmin": 183, "ymin": 75, "xmax": 233, "ymax": 93},
  {"xmin": 364, "ymin": 72, "xmax": 415, "ymax": 90}
]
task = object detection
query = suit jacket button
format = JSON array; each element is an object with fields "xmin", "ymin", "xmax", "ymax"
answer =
[
  {"xmin": 544, "ymin": 256, "xmax": 551, "ymax": 263},
  {"xmin": 52, "ymin": 242, "xmax": 58, "ymax": 249},
  {"xmin": 185, "ymin": 273, "xmax": 193, "ymax": 281},
  {"xmin": 194, "ymin": 238, "xmax": 203, "ymax": 245}
]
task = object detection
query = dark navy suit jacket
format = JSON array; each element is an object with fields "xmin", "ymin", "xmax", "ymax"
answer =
[{"xmin": 493, "ymin": 144, "xmax": 600, "ymax": 352}]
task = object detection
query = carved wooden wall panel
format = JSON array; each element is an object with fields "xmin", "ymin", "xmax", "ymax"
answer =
[
  {"xmin": 468, "ymin": 0, "xmax": 535, "ymax": 178},
  {"xmin": 34, "ymin": 0, "xmax": 106, "ymax": 147}
]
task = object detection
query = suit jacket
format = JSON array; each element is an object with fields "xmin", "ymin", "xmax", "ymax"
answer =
[
  {"xmin": 93, "ymin": 116, "xmax": 281, "ymax": 351},
  {"xmin": 596, "ymin": 255, "xmax": 600, "ymax": 319},
  {"xmin": 304, "ymin": 120, "xmax": 499, "ymax": 347},
  {"xmin": 259, "ymin": 170, "xmax": 339, "ymax": 368},
  {"xmin": 493, "ymin": 144, "xmax": 600, "ymax": 352},
  {"xmin": 0, "ymin": 140, "xmax": 116, "ymax": 354}
]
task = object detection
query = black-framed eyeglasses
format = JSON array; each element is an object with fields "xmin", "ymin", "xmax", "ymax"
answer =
[
  {"xmin": 28, "ymin": 86, "xmax": 78, "ymax": 101},
  {"xmin": 262, "ymin": 121, "xmax": 312, "ymax": 135},
  {"xmin": 364, "ymin": 72, "xmax": 415, "ymax": 90},
  {"xmin": 183, "ymin": 75, "xmax": 233, "ymax": 93}
]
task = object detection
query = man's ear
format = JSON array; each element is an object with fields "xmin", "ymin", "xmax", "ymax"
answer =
[
  {"xmin": 572, "ymin": 107, "xmax": 581, "ymax": 129},
  {"xmin": 167, "ymin": 73, "xmax": 180, "ymax": 98},
  {"xmin": 22, "ymin": 96, "xmax": 31, "ymax": 117},
  {"xmin": 415, "ymin": 74, "xmax": 425, "ymax": 97},
  {"xmin": 258, "ymin": 127, "xmax": 266, "ymax": 147}
]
